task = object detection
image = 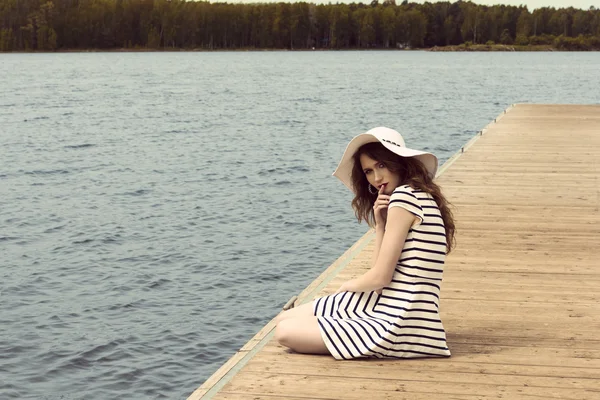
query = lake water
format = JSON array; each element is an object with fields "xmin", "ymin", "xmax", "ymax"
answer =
[{"xmin": 1, "ymin": 51, "xmax": 599, "ymax": 399}]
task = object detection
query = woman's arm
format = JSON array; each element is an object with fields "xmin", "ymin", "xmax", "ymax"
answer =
[
  {"xmin": 337, "ymin": 206, "xmax": 415, "ymax": 293},
  {"xmin": 370, "ymin": 185, "xmax": 389, "ymax": 267},
  {"xmin": 371, "ymin": 225, "xmax": 385, "ymax": 268}
]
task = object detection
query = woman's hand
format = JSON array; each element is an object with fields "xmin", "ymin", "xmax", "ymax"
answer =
[
  {"xmin": 335, "ymin": 279, "xmax": 383, "ymax": 294},
  {"xmin": 335, "ymin": 279, "xmax": 356, "ymax": 294},
  {"xmin": 373, "ymin": 185, "xmax": 390, "ymax": 229}
]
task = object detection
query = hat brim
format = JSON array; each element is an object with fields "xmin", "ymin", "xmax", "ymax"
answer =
[{"xmin": 332, "ymin": 132, "xmax": 438, "ymax": 192}]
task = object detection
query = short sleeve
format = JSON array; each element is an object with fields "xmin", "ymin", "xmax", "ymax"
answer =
[{"xmin": 388, "ymin": 185, "xmax": 423, "ymax": 228}]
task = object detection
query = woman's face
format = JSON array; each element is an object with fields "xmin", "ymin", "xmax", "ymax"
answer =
[{"xmin": 359, "ymin": 153, "xmax": 401, "ymax": 195}]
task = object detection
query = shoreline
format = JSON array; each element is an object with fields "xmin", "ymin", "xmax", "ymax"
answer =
[
  {"xmin": 428, "ymin": 44, "xmax": 558, "ymax": 52},
  {"xmin": 2, "ymin": 45, "xmax": 589, "ymax": 54}
]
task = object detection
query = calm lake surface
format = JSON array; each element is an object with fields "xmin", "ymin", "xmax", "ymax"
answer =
[{"xmin": 1, "ymin": 51, "xmax": 599, "ymax": 399}]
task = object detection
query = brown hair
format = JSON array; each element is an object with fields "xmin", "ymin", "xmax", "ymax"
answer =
[{"xmin": 350, "ymin": 142, "xmax": 456, "ymax": 254}]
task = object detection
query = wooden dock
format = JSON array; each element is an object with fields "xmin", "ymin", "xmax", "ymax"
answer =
[{"xmin": 189, "ymin": 104, "xmax": 600, "ymax": 400}]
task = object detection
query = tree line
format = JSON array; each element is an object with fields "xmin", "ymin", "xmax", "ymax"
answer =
[{"xmin": 1, "ymin": 0, "xmax": 599, "ymax": 52}]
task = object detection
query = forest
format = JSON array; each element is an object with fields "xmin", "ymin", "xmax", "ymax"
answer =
[{"xmin": 1, "ymin": 0, "xmax": 599, "ymax": 51}]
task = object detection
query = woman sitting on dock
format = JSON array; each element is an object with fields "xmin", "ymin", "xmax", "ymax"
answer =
[{"xmin": 275, "ymin": 127, "xmax": 456, "ymax": 360}]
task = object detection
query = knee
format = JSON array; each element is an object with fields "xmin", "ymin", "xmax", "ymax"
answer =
[
  {"xmin": 274, "ymin": 312, "xmax": 286, "ymax": 326},
  {"xmin": 275, "ymin": 318, "xmax": 293, "ymax": 348},
  {"xmin": 274, "ymin": 309, "xmax": 293, "ymax": 325}
]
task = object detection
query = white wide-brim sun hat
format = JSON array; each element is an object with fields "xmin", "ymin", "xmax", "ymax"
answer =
[{"xmin": 332, "ymin": 127, "xmax": 438, "ymax": 192}]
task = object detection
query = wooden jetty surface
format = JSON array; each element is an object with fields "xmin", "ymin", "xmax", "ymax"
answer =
[{"xmin": 189, "ymin": 104, "xmax": 600, "ymax": 400}]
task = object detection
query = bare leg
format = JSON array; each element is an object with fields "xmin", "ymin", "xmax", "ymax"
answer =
[
  {"xmin": 275, "ymin": 316, "xmax": 330, "ymax": 355},
  {"xmin": 274, "ymin": 301, "xmax": 314, "ymax": 324}
]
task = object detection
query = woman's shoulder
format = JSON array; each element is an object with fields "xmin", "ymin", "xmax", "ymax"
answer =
[
  {"xmin": 392, "ymin": 185, "xmax": 435, "ymax": 205},
  {"xmin": 392, "ymin": 184, "xmax": 418, "ymax": 197}
]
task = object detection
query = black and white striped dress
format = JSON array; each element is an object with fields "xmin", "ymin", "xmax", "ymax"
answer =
[{"xmin": 313, "ymin": 184, "xmax": 451, "ymax": 360}]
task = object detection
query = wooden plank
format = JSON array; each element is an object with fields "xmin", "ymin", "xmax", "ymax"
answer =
[
  {"xmin": 239, "ymin": 358, "xmax": 600, "ymax": 390},
  {"xmin": 213, "ymin": 395, "xmax": 336, "ymax": 400},
  {"xmin": 217, "ymin": 374, "xmax": 599, "ymax": 400},
  {"xmin": 213, "ymin": 392, "xmax": 480, "ymax": 400},
  {"xmin": 249, "ymin": 352, "xmax": 600, "ymax": 380}
]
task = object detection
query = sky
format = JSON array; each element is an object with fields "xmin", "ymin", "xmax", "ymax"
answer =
[{"xmin": 225, "ymin": 0, "xmax": 599, "ymax": 10}]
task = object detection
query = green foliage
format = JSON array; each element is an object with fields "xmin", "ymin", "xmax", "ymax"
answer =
[
  {"xmin": 485, "ymin": 40, "xmax": 495, "ymax": 45},
  {"xmin": 554, "ymin": 34, "xmax": 600, "ymax": 50},
  {"xmin": 514, "ymin": 34, "xmax": 529, "ymax": 45},
  {"xmin": 0, "ymin": 28, "xmax": 13, "ymax": 51},
  {"xmin": 529, "ymin": 34, "xmax": 555, "ymax": 45},
  {"xmin": 0, "ymin": 0, "xmax": 599, "ymax": 51},
  {"xmin": 500, "ymin": 29, "xmax": 513, "ymax": 45},
  {"xmin": 147, "ymin": 27, "xmax": 161, "ymax": 49}
]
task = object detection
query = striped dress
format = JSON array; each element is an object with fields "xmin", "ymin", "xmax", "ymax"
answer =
[{"xmin": 313, "ymin": 184, "xmax": 451, "ymax": 360}]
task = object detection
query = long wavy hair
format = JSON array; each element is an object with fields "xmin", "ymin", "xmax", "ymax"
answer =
[{"xmin": 350, "ymin": 142, "xmax": 456, "ymax": 254}]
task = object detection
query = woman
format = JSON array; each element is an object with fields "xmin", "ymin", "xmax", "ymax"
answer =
[{"xmin": 275, "ymin": 127, "xmax": 455, "ymax": 360}]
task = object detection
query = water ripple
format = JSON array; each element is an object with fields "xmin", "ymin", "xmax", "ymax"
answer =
[{"xmin": 64, "ymin": 143, "xmax": 96, "ymax": 149}]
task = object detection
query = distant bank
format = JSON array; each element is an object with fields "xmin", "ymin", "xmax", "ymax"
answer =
[
  {"xmin": 3, "ymin": 1, "xmax": 599, "ymax": 53},
  {"xmin": 4, "ymin": 45, "xmax": 598, "ymax": 53},
  {"xmin": 428, "ymin": 44, "xmax": 558, "ymax": 52}
]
